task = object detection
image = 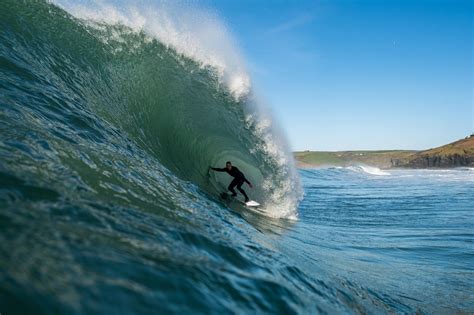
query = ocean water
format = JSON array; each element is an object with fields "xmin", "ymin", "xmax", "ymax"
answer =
[
  {"xmin": 1, "ymin": 1, "xmax": 473, "ymax": 314},
  {"xmin": 294, "ymin": 167, "xmax": 474, "ymax": 314}
]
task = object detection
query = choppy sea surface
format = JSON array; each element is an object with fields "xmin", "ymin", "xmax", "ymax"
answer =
[
  {"xmin": 293, "ymin": 166, "xmax": 474, "ymax": 314},
  {"xmin": 2, "ymin": 162, "xmax": 473, "ymax": 314}
]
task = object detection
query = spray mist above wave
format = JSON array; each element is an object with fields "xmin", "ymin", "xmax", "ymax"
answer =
[
  {"xmin": 54, "ymin": 0, "xmax": 250, "ymax": 99},
  {"xmin": 53, "ymin": 0, "xmax": 302, "ymax": 218}
]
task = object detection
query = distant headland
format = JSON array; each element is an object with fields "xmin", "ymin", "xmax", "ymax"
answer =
[{"xmin": 294, "ymin": 135, "xmax": 474, "ymax": 169}]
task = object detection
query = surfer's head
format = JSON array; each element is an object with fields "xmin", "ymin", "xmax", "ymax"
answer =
[{"xmin": 226, "ymin": 161, "xmax": 232, "ymax": 170}]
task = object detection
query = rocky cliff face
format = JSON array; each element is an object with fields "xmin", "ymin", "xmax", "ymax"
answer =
[
  {"xmin": 391, "ymin": 136, "xmax": 474, "ymax": 168},
  {"xmin": 392, "ymin": 154, "xmax": 474, "ymax": 168}
]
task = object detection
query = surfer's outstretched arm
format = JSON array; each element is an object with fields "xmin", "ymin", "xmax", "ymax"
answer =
[{"xmin": 210, "ymin": 167, "xmax": 226, "ymax": 172}]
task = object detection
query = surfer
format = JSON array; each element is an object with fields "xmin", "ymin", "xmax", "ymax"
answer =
[{"xmin": 210, "ymin": 161, "xmax": 252, "ymax": 202}]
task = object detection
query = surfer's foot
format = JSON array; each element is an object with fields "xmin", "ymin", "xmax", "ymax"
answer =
[{"xmin": 245, "ymin": 198, "xmax": 249, "ymax": 203}]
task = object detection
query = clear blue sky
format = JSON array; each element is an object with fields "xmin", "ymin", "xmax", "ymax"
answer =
[{"xmin": 203, "ymin": 0, "xmax": 473, "ymax": 151}]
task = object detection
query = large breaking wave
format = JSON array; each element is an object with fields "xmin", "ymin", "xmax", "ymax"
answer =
[{"xmin": 1, "ymin": 0, "xmax": 301, "ymax": 218}]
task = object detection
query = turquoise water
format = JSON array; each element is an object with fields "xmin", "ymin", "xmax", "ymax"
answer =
[
  {"xmin": 1, "ymin": 1, "xmax": 473, "ymax": 314},
  {"xmin": 294, "ymin": 167, "xmax": 474, "ymax": 314}
]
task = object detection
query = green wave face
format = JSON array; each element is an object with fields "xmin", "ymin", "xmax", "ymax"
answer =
[{"xmin": 1, "ymin": 0, "xmax": 301, "ymax": 218}]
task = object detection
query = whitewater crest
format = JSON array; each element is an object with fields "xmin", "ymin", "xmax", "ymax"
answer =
[{"xmin": 53, "ymin": 0, "xmax": 250, "ymax": 99}]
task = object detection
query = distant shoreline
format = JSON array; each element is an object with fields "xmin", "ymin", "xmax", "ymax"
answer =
[
  {"xmin": 294, "ymin": 135, "xmax": 474, "ymax": 169},
  {"xmin": 295, "ymin": 163, "xmax": 473, "ymax": 170}
]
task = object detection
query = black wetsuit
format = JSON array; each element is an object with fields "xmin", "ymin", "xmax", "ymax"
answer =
[{"xmin": 211, "ymin": 166, "xmax": 250, "ymax": 201}]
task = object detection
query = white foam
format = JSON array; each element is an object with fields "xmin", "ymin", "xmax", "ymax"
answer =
[
  {"xmin": 347, "ymin": 165, "xmax": 391, "ymax": 176},
  {"xmin": 53, "ymin": 0, "xmax": 250, "ymax": 99},
  {"xmin": 388, "ymin": 169, "xmax": 474, "ymax": 182},
  {"xmin": 244, "ymin": 101, "xmax": 303, "ymax": 219},
  {"xmin": 360, "ymin": 165, "xmax": 390, "ymax": 176}
]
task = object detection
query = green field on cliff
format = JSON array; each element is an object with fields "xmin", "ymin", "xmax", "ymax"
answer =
[
  {"xmin": 294, "ymin": 135, "xmax": 474, "ymax": 169},
  {"xmin": 294, "ymin": 150, "xmax": 415, "ymax": 168}
]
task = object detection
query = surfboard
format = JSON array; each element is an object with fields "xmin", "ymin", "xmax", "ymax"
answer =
[
  {"xmin": 220, "ymin": 192, "xmax": 260, "ymax": 207},
  {"xmin": 244, "ymin": 200, "xmax": 260, "ymax": 207}
]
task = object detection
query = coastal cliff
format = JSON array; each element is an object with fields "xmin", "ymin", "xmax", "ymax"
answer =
[
  {"xmin": 294, "ymin": 135, "xmax": 474, "ymax": 169},
  {"xmin": 391, "ymin": 136, "xmax": 474, "ymax": 168}
]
